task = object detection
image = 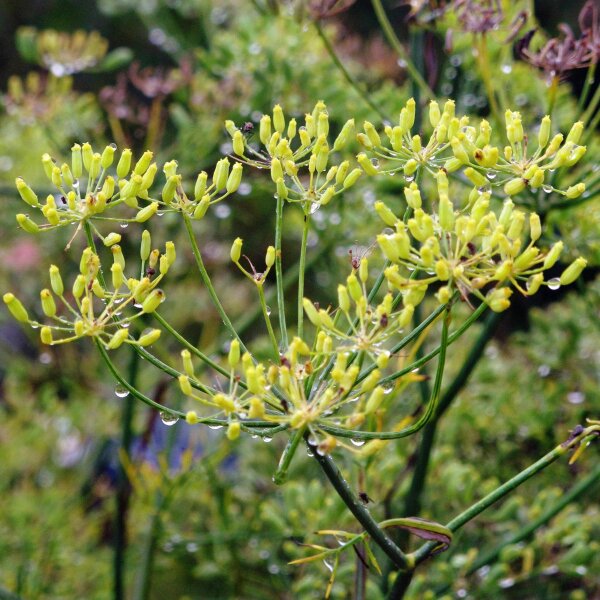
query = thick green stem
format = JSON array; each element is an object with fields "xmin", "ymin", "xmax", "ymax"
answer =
[
  {"xmin": 182, "ymin": 213, "xmax": 247, "ymax": 353},
  {"xmin": 310, "ymin": 440, "xmax": 413, "ymax": 571},
  {"xmin": 370, "ymin": 0, "xmax": 435, "ymax": 100},
  {"xmin": 314, "ymin": 20, "xmax": 387, "ymax": 120},
  {"xmin": 297, "ymin": 211, "xmax": 310, "ymax": 340},
  {"xmin": 273, "ymin": 425, "xmax": 307, "ymax": 485},
  {"xmin": 275, "ymin": 193, "xmax": 288, "ymax": 348},
  {"xmin": 114, "ymin": 349, "xmax": 139, "ymax": 600}
]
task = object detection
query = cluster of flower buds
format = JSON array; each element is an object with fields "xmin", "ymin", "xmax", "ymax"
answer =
[
  {"xmin": 230, "ymin": 238, "xmax": 276, "ymax": 285},
  {"xmin": 3, "ymin": 230, "xmax": 175, "ymax": 348},
  {"xmin": 14, "ymin": 143, "xmax": 243, "ymax": 235},
  {"xmin": 227, "ymin": 101, "xmax": 362, "ymax": 211},
  {"xmin": 374, "ymin": 170, "xmax": 587, "ymax": 312},
  {"xmin": 356, "ymin": 98, "xmax": 587, "ymax": 201}
]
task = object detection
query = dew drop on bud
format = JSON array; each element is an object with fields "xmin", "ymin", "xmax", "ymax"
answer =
[
  {"xmin": 547, "ymin": 277, "xmax": 561, "ymax": 290},
  {"xmin": 542, "ymin": 185, "xmax": 553, "ymax": 193},
  {"xmin": 350, "ymin": 438, "xmax": 366, "ymax": 447}
]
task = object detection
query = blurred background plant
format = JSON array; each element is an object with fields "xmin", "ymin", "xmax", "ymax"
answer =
[{"xmin": 0, "ymin": 0, "xmax": 598, "ymax": 598}]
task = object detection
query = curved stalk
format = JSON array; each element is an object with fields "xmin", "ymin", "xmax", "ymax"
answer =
[
  {"xmin": 275, "ymin": 192, "xmax": 288, "ymax": 348},
  {"xmin": 257, "ymin": 282, "xmax": 279, "ymax": 358},
  {"xmin": 182, "ymin": 212, "xmax": 247, "ymax": 354},
  {"xmin": 314, "ymin": 20, "xmax": 387, "ymax": 120},
  {"xmin": 370, "ymin": 0, "xmax": 435, "ymax": 100}
]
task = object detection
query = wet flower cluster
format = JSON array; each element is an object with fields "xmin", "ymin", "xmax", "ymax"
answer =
[{"xmin": 5, "ymin": 100, "xmax": 588, "ymax": 451}]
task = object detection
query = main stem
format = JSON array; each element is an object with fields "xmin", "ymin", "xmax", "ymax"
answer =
[{"xmin": 297, "ymin": 211, "xmax": 310, "ymax": 340}]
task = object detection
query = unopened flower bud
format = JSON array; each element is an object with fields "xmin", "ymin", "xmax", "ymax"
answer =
[
  {"xmin": 464, "ymin": 167, "xmax": 487, "ymax": 188},
  {"xmin": 259, "ymin": 114, "xmax": 271, "ymax": 145},
  {"xmin": 538, "ymin": 115, "xmax": 551, "ymax": 148},
  {"xmin": 227, "ymin": 421, "xmax": 241, "ymax": 440},
  {"xmin": 429, "ymin": 100, "xmax": 441, "ymax": 127},
  {"xmin": 194, "ymin": 171, "xmax": 207, "ymax": 200},
  {"xmin": 374, "ymin": 201, "xmax": 397, "ymax": 226},
  {"xmin": 103, "ymin": 232, "xmax": 121, "ymax": 247},
  {"xmin": 213, "ymin": 158, "xmax": 230, "ymax": 191},
  {"xmin": 40, "ymin": 326, "xmax": 53, "ymax": 345},
  {"xmin": 232, "ymin": 130, "xmax": 245, "ymax": 156},
  {"xmin": 565, "ymin": 183, "xmax": 585, "ymax": 199},
  {"xmin": 71, "ymin": 144, "xmax": 83, "ymax": 178},
  {"xmin": 503, "ymin": 178, "xmax": 526, "ymax": 196},
  {"xmin": 343, "ymin": 168, "xmax": 363, "ymax": 188},
  {"xmin": 116, "ymin": 148, "xmax": 132, "ymax": 179},
  {"xmin": 333, "ymin": 119, "xmax": 354, "ymax": 151},
  {"xmin": 265, "ymin": 246, "xmax": 276, "ymax": 269},
  {"xmin": 529, "ymin": 213, "xmax": 541, "ymax": 242},
  {"xmin": 363, "ymin": 121, "xmax": 381, "ymax": 147},
  {"xmin": 179, "ymin": 374, "xmax": 193, "ymax": 396},
  {"xmin": 543, "ymin": 241, "xmax": 563, "ymax": 269},
  {"xmin": 230, "ymin": 237, "xmax": 243, "ymax": 263},
  {"xmin": 135, "ymin": 202, "xmax": 158, "ymax": 223},
  {"xmin": 566, "ymin": 121, "xmax": 584, "ymax": 145},
  {"xmin": 193, "ymin": 195, "xmax": 210, "ymax": 219},
  {"xmin": 162, "ymin": 174, "xmax": 179, "ymax": 203},
  {"xmin": 141, "ymin": 289, "xmax": 165, "ymax": 313},
  {"xmin": 186, "ymin": 411, "xmax": 199, "ymax": 424},
  {"xmin": 111, "ymin": 263, "xmax": 124, "ymax": 289},
  {"xmin": 526, "ymin": 273, "xmax": 544, "ymax": 295},
  {"xmin": 559, "ymin": 257, "xmax": 586, "ymax": 285},
  {"xmin": 133, "ymin": 150, "xmax": 153, "ymax": 176},
  {"xmin": 82, "ymin": 143, "xmax": 93, "ymax": 171},
  {"xmin": 303, "ymin": 298, "xmax": 321, "ymax": 327},
  {"xmin": 138, "ymin": 328, "xmax": 161, "ymax": 346},
  {"xmin": 16, "ymin": 178, "xmax": 39, "ymax": 206},
  {"xmin": 101, "ymin": 144, "xmax": 116, "ymax": 170},
  {"xmin": 107, "ymin": 328, "xmax": 129, "ymax": 350},
  {"xmin": 270, "ymin": 157, "xmax": 283, "ymax": 183},
  {"xmin": 357, "ymin": 153, "xmax": 378, "ymax": 176},
  {"xmin": 226, "ymin": 163, "xmax": 243, "ymax": 194},
  {"xmin": 16, "ymin": 213, "xmax": 39, "ymax": 233},
  {"xmin": 3, "ymin": 293, "xmax": 29, "ymax": 322}
]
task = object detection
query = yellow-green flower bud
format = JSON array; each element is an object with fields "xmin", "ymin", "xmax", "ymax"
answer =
[
  {"xmin": 435, "ymin": 259, "xmax": 450, "ymax": 280},
  {"xmin": 82, "ymin": 143, "xmax": 93, "ymax": 172},
  {"xmin": 181, "ymin": 350, "xmax": 194, "ymax": 377},
  {"xmin": 135, "ymin": 201, "xmax": 158, "ymax": 223},
  {"xmin": 276, "ymin": 177, "xmax": 288, "ymax": 201},
  {"xmin": 487, "ymin": 287, "xmax": 512, "ymax": 312},
  {"xmin": 226, "ymin": 339, "xmax": 240, "ymax": 369},
  {"xmin": 270, "ymin": 157, "xmax": 283, "ymax": 183},
  {"xmin": 317, "ymin": 111, "xmax": 329, "ymax": 138},
  {"xmin": 333, "ymin": 119, "xmax": 354, "ymax": 151},
  {"xmin": 60, "ymin": 163, "xmax": 74, "ymax": 187},
  {"xmin": 226, "ymin": 163, "xmax": 243, "ymax": 194},
  {"xmin": 503, "ymin": 178, "xmax": 526, "ymax": 196},
  {"xmin": 71, "ymin": 144, "xmax": 83, "ymax": 178},
  {"xmin": 74, "ymin": 320, "xmax": 84, "ymax": 336},
  {"xmin": 528, "ymin": 167, "xmax": 544, "ymax": 189},
  {"xmin": 165, "ymin": 241, "xmax": 176, "ymax": 266},
  {"xmin": 411, "ymin": 134, "xmax": 422, "ymax": 153},
  {"xmin": 565, "ymin": 183, "xmax": 585, "ymax": 199},
  {"xmin": 391, "ymin": 125, "xmax": 404, "ymax": 151},
  {"xmin": 271, "ymin": 104, "xmax": 284, "ymax": 134},
  {"xmin": 72, "ymin": 274, "xmax": 85, "ymax": 299},
  {"xmin": 287, "ymin": 118, "xmax": 297, "ymax": 140},
  {"xmin": 46, "ymin": 265, "xmax": 64, "ymax": 297},
  {"xmin": 526, "ymin": 273, "xmax": 544, "ymax": 295},
  {"xmin": 404, "ymin": 159, "xmax": 418, "ymax": 177},
  {"xmin": 529, "ymin": 213, "xmax": 541, "ymax": 242},
  {"xmin": 141, "ymin": 289, "xmax": 165, "ymax": 313},
  {"xmin": 507, "ymin": 210, "xmax": 525, "ymax": 239},
  {"xmin": 566, "ymin": 121, "xmax": 584, "ymax": 145},
  {"xmin": 248, "ymin": 397, "xmax": 265, "ymax": 419},
  {"xmin": 346, "ymin": 273, "xmax": 362, "ymax": 302},
  {"xmin": 265, "ymin": 246, "xmax": 275, "ymax": 268},
  {"xmin": 404, "ymin": 183, "xmax": 422, "ymax": 209},
  {"xmin": 111, "ymin": 244, "xmax": 125, "ymax": 269},
  {"xmin": 16, "ymin": 178, "xmax": 39, "ymax": 207},
  {"xmin": 213, "ymin": 158, "xmax": 230, "ymax": 191},
  {"xmin": 320, "ymin": 186, "xmax": 335, "ymax": 206},
  {"xmin": 103, "ymin": 232, "xmax": 121, "ymax": 247},
  {"xmin": 438, "ymin": 195, "xmax": 455, "ymax": 232},
  {"xmin": 357, "ymin": 153, "xmax": 378, "ymax": 175},
  {"xmin": 51, "ymin": 165, "xmax": 62, "ymax": 189},
  {"xmin": 315, "ymin": 145, "xmax": 329, "ymax": 172},
  {"xmin": 100, "ymin": 144, "xmax": 116, "ymax": 170},
  {"xmin": 475, "ymin": 119, "xmax": 491, "ymax": 147},
  {"xmin": 374, "ymin": 201, "xmax": 397, "ymax": 226},
  {"xmin": 363, "ymin": 121, "xmax": 381, "ymax": 147},
  {"xmin": 107, "ymin": 328, "xmax": 129, "ymax": 349},
  {"xmin": 138, "ymin": 328, "xmax": 161, "ymax": 346},
  {"xmin": 163, "ymin": 160, "xmax": 178, "ymax": 178},
  {"xmin": 538, "ymin": 115, "xmax": 551, "ymax": 148},
  {"xmin": 3, "ymin": 293, "xmax": 29, "ymax": 322},
  {"xmin": 464, "ymin": 167, "xmax": 487, "ymax": 187},
  {"xmin": 259, "ymin": 114, "xmax": 271, "ymax": 145},
  {"xmin": 116, "ymin": 149, "xmax": 132, "ymax": 179},
  {"xmin": 429, "ymin": 100, "xmax": 441, "ymax": 127},
  {"xmin": 559, "ymin": 257, "xmax": 587, "ymax": 285},
  {"xmin": 111, "ymin": 262, "xmax": 124, "ymax": 289},
  {"xmin": 179, "ymin": 374, "xmax": 193, "ymax": 396},
  {"xmin": 230, "ymin": 237, "xmax": 243, "ymax": 263},
  {"xmin": 232, "ymin": 130, "xmax": 245, "ymax": 156},
  {"xmin": 186, "ymin": 411, "xmax": 199, "ymax": 424},
  {"xmin": 162, "ymin": 174, "xmax": 179, "ymax": 203},
  {"xmin": 494, "ymin": 260, "xmax": 513, "ymax": 281},
  {"xmin": 498, "ymin": 199, "xmax": 514, "ymax": 229},
  {"xmin": 159, "ymin": 255, "xmax": 170, "ymax": 275},
  {"xmin": 545, "ymin": 133, "xmax": 563, "ymax": 157},
  {"xmin": 16, "ymin": 213, "xmax": 39, "ymax": 233},
  {"xmin": 337, "ymin": 284, "xmax": 351, "ymax": 313},
  {"xmin": 193, "ymin": 195, "xmax": 210, "ymax": 219},
  {"xmin": 404, "ymin": 97, "xmax": 416, "ymax": 132},
  {"xmin": 343, "ymin": 168, "xmax": 363, "ymax": 189},
  {"xmin": 41, "ymin": 153, "xmax": 54, "ymax": 180},
  {"xmin": 227, "ymin": 421, "xmax": 241, "ymax": 441},
  {"xmin": 40, "ymin": 326, "xmax": 53, "ymax": 345},
  {"xmin": 357, "ymin": 132, "xmax": 373, "ymax": 149},
  {"xmin": 514, "ymin": 247, "xmax": 539, "ymax": 271},
  {"xmin": 299, "ymin": 126, "xmax": 311, "ymax": 148},
  {"xmin": 101, "ymin": 176, "xmax": 115, "ymax": 200},
  {"xmin": 303, "ymin": 298, "xmax": 321, "ymax": 327},
  {"xmin": 140, "ymin": 230, "xmax": 151, "ymax": 262},
  {"xmin": 133, "ymin": 150, "xmax": 153, "ymax": 176},
  {"xmin": 450, "ymin": 137, "xmax": 469, "ymax": 164},
  {"xmin": 436, "ymin": 286, "xmax": 452, "ymax": 304},
  {"xmin": 359, "ymin": 258, "xmax": 369, "ymax": 283},
  {"xmin": 194, "ymin": 171, "xmax": 207, "ymax": 201}
]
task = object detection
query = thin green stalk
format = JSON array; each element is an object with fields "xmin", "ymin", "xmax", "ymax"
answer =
[
  {"xmin": 370, "ymin": 0, "xmax": 435, "ymax": 100},
  {"xmin": 297, "ymin": 211, "xmax": 310, "ymax": 340},
  {"xmin": 114, "ymin": 349, "xmax": 139, "ymax": 600},
  {"xmin": 152, "ymin": 312, "xmax": 231, "ymax": 380},
  {"xmin": 273, "ymin": 425, "xmax": 307, "ymax": 485},
  {"xmin": 182, "ymin": 213, "xmax": 247, "ymax": 353},
  {"xmin": 258, "ymin": 283, "xmax": 279, "ymax": 358},
  {"xmin": 547, "ymin": 75, "xmax": 560, "ymax": 117},
  {"xmin": 577, "ymin": 61, "xmax": 597, "ymax": 116},
  {"xmin": 408, "ymin": 427, "xmax": 600, "ymax": 566},
  {"xmin": 454, "ymin": 461, "xmax": 600, "ymax": 587},
  {"xmin": 474, "ymin": 34, "xmax": 501, "ymax": 125},
  {"xmin": 310, "ymin": 439, "xmax": 413, "ymax": 571},
  {"xmin": 275, "ymin": 193, "xmax": 288, "ymax": 348},
  {"xmin": 403, "ymin": 310, "xmax": 502, "ymax": 518},
  {"xmin": 314, "ymin": 21, "xmax": 387, "ymax": 120}
]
